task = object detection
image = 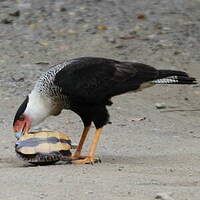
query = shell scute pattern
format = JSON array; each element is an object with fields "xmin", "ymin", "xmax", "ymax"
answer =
[{"xmin": 15, "ymin": 131, "xmax": 72, "ymax": 165}]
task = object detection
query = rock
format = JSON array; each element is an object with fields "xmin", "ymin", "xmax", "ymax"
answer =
[
  {"xmin": 118, "ymin": 166, "xmax": 124, "ymax": 171},
  {"xmin": 174, "ymin": 51, "xmax": 181, "ymax": 55},
  {"xmin": 154, "ymin": 23, "xmax": 162, "ymax": 30},
  {"xmin": 85, "ymin": 191, "xmax": 93, "ymax": 194},
  {"xmin": 60, "ymin": 7, "xmax": 67, "ymax": 12},
  {"xmin": 155, "ymin": 103, "xmax": 166, "ymax": 109},
  {"xmin": 108, "ymin": 36, "xmax": 116, "ymax": 43},
  {"xmin": 158, "ymin": 40, "xmax": 174, "ymax": 48},
  {"xmin": 39, "ymin": 41, "xmax": 49, "ymax": 46},
  {"xmin": 155, "ymin": 192, "xmax": 174, "ymax": 200},
  {"xmin": 115, "ymin": 44, "xmax": 125, "ymax": 49},
  {"xmin": 1, "ymin": 18, "xmax": 13, "ymax": 24},
  {"xmin": 169, "ymin": 168, "xmax": 175, "ymax": 172},
  {"xmin": 96, "ymin": 25, "xmax": 107, "ymax": 31},
  {"xmin": 162, "ymin": 27, "xmax": 171, "ymax": 31},
  {"xmin": 119, "ymin": 34, "xmax": 136, "ymax": 39},
  {"xmin": 30, "ymin": 24, "xmax": 38, "ymax": 30},
  {"xmin": 74, "ymin": 17, "xmax": 85, "ymax": 23},
  {"xmin": 104, "ymin": 36, "xmax": 116, "ymax": 43},
  {"xmin": 9, "ymin": 10, "xmax": 20, "ymax": 17},
  {"xmin": 133, "ymin": 25, "xmax": 141, "ymax": 31},
  {"xmin": 129, "ymin": 117, "xmax": 146, "ymax": 122},
  {"xmin": 147, "ymin": 34, "xmax": 158, "ymax": 40},
  {"xmin": 68, "ymin": 29, "xmax": 77, "ymax": 34},
  {"xmin": 59, "ymin": 177, "xmax": 63, "ymax": 182},
  {"xmin": 79, "ymin": 7, "xmax": 87, "ymax": 12},
  {"xmin": 68, "ymin": 11, "xmax": 76, "ymax": 16},
  {"xmin": 85, "ymin": 27, "xmax": 97, "ymax": 34},
  {"xmin": 11, "ymin": 74, "xmax": 25, "ymax": 82},
  {"xmin": 136, "ymin": 14, "xmax": 147, "ymax": 19}
]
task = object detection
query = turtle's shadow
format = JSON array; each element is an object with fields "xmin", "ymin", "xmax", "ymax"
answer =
[
  {"xmin": 0, "ymin": 154, "xmax": 140, "ymax": 168},
  {"xmin": 0, "ymin": 153, "xmax": 186, "ymax": 168}
]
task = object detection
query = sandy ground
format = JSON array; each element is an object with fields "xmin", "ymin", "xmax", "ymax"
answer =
[{"xmin": 0, "ymin": 0, "xmax": 200, "ymax": 199}]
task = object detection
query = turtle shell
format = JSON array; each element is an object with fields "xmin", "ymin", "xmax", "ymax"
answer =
[{"xmin": 15, "ymin": 131, "xmax": 72, "ymax": 165}]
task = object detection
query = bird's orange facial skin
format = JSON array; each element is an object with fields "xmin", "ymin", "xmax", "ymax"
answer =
[{"xmin": 13, "ymin": 115, "xmax": 31, "ymax": 133}]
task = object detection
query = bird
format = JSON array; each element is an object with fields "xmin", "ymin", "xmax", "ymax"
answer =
[{"xmin": 13, "ymin": 57, "xmax": 197, "ymax": 164}]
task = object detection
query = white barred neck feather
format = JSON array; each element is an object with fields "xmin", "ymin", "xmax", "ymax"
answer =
[
  {"xmin": 23, "ymin": 60, "xmax": 78, "ymax": 126},
  {"xmin": 34, "ymin": 59, "xmax": 75, "ymax": 97},
  {"xmin": 24, "ymin": 90, "xmax": 53, "ymax": 126}
]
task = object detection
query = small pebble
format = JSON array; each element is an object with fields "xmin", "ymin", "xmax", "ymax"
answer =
[
  {"xmin": 174, "ymin": 51, "xmax": 181, "ymax": 55},
  {"xmin": 85, "ymin": 191, "xmax": 93, "ymax": 194},
  {"xmin": 60, "ymin": 7, "xmax": 67, "ymax": 12},
  {"xmin": 59, "ymin": 177, "xmax": 63, "ymax": 182},
  {"xmin": 137, "ymin": 14, "xmax": 146, "ymax": 19},
  {"xmin": 155, "ymin": 192, "xmax": 174, "ymax": 200},
  {"xmin": 106, "ymin": 36, "xmax": 116, "ymax": 43},
  {"xmin": 169, "ymin": 168, "xmax": 175, "ymax": 172},
  {"xmin": 119, "ymin": 34, "xmax": 136, "ymax": 39},
  {"xmin": 133, "ymin": 25, "xmax": 141, "ymax": 31},
  {"xmin": 11, "ymin": 74, "xmax": 25, "ymax": 82},
  {"xmin": 147, "ymin": 34, "xmax": 157, "ymax": 40},
  {"xmin": 39, "ymin": 41, "xmax": 49, "ymax": 46},
  {"xmin": 1, "ymin": 18, "xmax": 13, "ymax": 24},
  {"xmin": 115, "ymin": 44, "xmax": 125, "ymax": 49},
  {"xmin": 118, "ymin": 166, "xmax": 124, "ymax": 171},
  {"xmin": 68, "ymin": 29, "xmax": 76, "ymax": 34},
  {"xmin": 9, "ymin": 10, "xmax": 20, "ymax": 17},
  {"xmin": 30, "ymin": 24, "xmax": 38, "ymax": 30},
  {"xmin": 96, "ymin": 25, "xmax": 107, "ymax": 31},
  {"xmin": 159, "ymin": 40, "xmax": 173, "ymax": 48},
  {"xmin": 155, "ymin": 103, "xmax": 166, "ymax": 109},
  {"xmin": 68, "ymin": 11, "xmax": 76, "ymax": 16}
]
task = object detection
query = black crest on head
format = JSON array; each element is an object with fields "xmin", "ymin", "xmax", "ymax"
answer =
[{"xmin": 13, "ymin": 96, "xmax": 29, "ymax": 126}]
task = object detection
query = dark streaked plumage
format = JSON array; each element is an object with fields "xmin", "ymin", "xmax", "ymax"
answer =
[{"xmin": 54, "ymin": 57, "xmax": 196, "ymax": 128}]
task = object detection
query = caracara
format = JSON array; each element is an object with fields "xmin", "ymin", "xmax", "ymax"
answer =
[{"xmin": 13, "ymin": 57, "xmax": 197, "ymax": 164}]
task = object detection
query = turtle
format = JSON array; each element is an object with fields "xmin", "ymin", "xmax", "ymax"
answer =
[{"xmin": 15, "ymin": 131, "xmax": 72, "ymax": 165}]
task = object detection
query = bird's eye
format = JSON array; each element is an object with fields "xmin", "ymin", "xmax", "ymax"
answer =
[{"xmin": 19, "ymin": 115, "xmax": 25, "ymax": 121}]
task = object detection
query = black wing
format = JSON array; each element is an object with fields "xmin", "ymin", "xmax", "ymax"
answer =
[{"xmin": 54, "ymin": 57, "xmax": 158, "ymax": 104}]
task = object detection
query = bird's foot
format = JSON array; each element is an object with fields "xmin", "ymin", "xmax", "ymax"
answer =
[
  {"xmin": 71, "ymin": 156, "xmax": 101, "ymax": 164},
  {"xmin": 69, "ymin": 154, "xmax": 87, "ymax": 161}
]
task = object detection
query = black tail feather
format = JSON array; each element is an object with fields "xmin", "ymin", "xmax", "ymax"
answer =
[
  {"xmin": 158, "ymin": 70, "xmax": 188, "ymax": 79},
  {"xmin": 152, "ymin": 70, "xmax": 197, "ymax": 85}
]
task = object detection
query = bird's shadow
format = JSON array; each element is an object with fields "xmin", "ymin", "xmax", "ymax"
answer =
[
  {"xmin": 0, "ymin": 153, "xmax": 194, "ymax": 168},
  {"xmin": 0, "ymin": 155, "xmax": 140, "ymax": 168}
]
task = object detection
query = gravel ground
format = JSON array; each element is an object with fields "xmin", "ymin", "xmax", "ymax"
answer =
[{"xmin": 0, "ymin": 0, "xmax": 200, "ymax": 199}]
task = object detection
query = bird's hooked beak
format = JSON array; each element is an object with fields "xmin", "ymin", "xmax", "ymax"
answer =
[{"xmin": 13, "ymin": 114, "xmax": 31, "ymax": 139}]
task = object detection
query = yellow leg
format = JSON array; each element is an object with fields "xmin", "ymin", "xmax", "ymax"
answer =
[
  {"xmin": 69, "ymin": 126, "xmax": 91, "ymax": 160},
  {"xmin": 72, "ymin": 128, "xmax": 103, "ymax": 164}
]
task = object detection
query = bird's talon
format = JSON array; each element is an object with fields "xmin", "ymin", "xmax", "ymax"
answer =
[
  {"xmin": 69, "ymin": 154, "xmax": 87, "ymax": 161},
  {"xmin": 71, "ymin": 156, "xmax": 100, "ymax": 164}
]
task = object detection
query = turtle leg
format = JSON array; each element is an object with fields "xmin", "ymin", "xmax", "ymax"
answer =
[
  {"xmin": 69, "ymin": 125, "xmax": 91, "ymax": 160},
  {"xmin": 72, "ymin": 128, "xmax": 102, "ymax": 164}
]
